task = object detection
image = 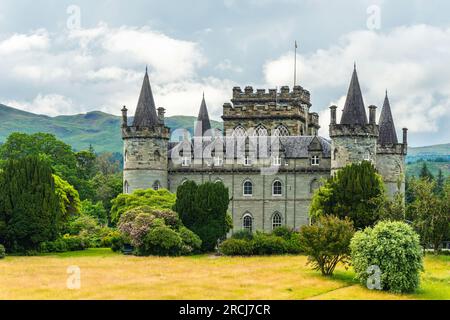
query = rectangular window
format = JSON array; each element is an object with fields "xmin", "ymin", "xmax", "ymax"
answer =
[
  {"xmin": 214, "ymin": 156, "xmax": 223, "ymax": 166},
  {"xmin": 311, "ymin": 155, "xmax": 320, "ymax": 166},
  {"xmin": 244, "ymin": 156, "xmax": 252, "ymax": 166},
  {"xmin": 181, "ymin": 156, "xmax": 191, "ymax": 167},
  {"xmin": 272, "ymin": 156, "xmax": 281, "ymax": 166}
]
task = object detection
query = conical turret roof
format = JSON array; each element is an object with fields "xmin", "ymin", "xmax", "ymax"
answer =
[
  {"xmin": 132, "ymin": 68, "xmax": 159, "ymax": 127},
  {"xmin": 194, "ymin": 93, "xmax": 212, "ymax": 137},
  {"xmin": 378, "ymin": 91, "xmax": 398, "ymax": 144},
  {"xmin": 340, "ymin": 66, "xmax": 368, "ymax": 125}
]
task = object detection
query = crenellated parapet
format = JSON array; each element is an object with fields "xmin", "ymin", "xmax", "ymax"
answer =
[
  {"xmin": 329, "ymin": 123, "xmax": 379, "ymax": 138},
  {"xmin": 231, "ymin": 86, "xmax": 311, "ymax": 106},
  {"xmin": 121, "ymin": 125, "xmax": 170, "ymax": 140}
]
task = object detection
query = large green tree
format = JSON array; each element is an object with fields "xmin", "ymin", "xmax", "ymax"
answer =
[
  {"xmin": 310, "ymin": 161, "xmax": 386, "ymax": 229},
  {"xmin": 174, "ymin": 181, "xmax": 230, "ymax": 252},
  {"xmin": 0, "ymin": 156, "xmax": 63, "ymax": 252}
]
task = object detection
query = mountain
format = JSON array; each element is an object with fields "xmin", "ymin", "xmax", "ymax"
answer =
[
  {"xmin": 0, "ymin": 104, "xmax": 449, "ymax": 177},
  {"xmin": 0, "ymin": 104, "xmax": 222, "ymax": 153}
]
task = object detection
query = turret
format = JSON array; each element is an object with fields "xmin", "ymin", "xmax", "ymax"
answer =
[
  {"xmin": 329, "ymin": 65, "xmax": 379, "ymax": 174},
  {"xmin": 376, "ymin": 91, "xmax": 407, "ymax": 196},
  {"xmin": 121, "ymin": 68, "xmax": 170, "ymax": 194}
]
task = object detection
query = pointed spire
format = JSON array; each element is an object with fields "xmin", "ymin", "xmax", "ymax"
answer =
[
  {"xmin": 340, "ymin": 66, "xmax": 368, "ymax": 125},
  {"xmin": 378, "ymin": 91, "xmax": 398, "ymax": 144},
  {"xmin": 132, "ymin": 68, "xmax": 159, "ymax": 127},
  {"xmin": 194, "ymin": 94, "xmax": 212, "ymax": 137}
]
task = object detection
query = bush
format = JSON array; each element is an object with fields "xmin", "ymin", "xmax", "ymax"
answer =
[
  {"xmin": 219, "ymin": 238, "xmax": 253, "ymax": 256},
  {"xmin": 285, "ymin": 232, "xmax": 303, "ymax": 254},
  {"xmin": 178, "ymin": 226, "xmax": 202, "ymax": 254},
  {"xmin": 272, "ymin": 226, "xmax": 294, "ymax": 240},
  {"xmin": 350, "ymin": 220, "xmax": 423, "ymax": 293},
  {"xmin": 110, "ymin": 232, "xmax": 124, "ymax": 252},
  {"xmin": 0, "ymin": 244, "xmax": 5, "ymax": 259},
  {"xmin": 299, "ymin": 215, "xmax": 354, "ymax": 276},
  {"xmin": 231, "ymin": 230, "xmax": 254, "ymax": 241},
  {"xmin": 252, "ymin": 232, "xmax": 287, "ymax": 255},
  {"xmin": 141, "ymin": 225, "xmax": 183, "ymax": 256},
  {"xmin": 39, "ymin": 235, "xmax": 87, "ymax": 253}
]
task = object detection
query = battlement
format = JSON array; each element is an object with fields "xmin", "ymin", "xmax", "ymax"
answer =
[
  {"xmin": 231, "ymin": 86, "xmax": 311, "ymax": 106},
  {"xmin": 122, "ymin": 125, "xmax": 170, "ymax": 140},
  {"xmin": 377, "ymin": 143, "xmax": 407, "ymax": 155},
  {"xmin": 329, "ymin": 124, "xmax": 379, "ymax": 138}
]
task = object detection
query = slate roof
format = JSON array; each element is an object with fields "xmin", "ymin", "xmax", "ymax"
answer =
[
  {"xmin": 340, "ymin": 66, "xmax": 368, "ymax": 125},
  {"xmin": 194, "ymin": 94, "xmax": 212, "ymax": 137},
  {"xmin": 167, "ymin": 136, "xmax": 331, "ymax": 159},
  {"xmin": 378, "ymin": 92, "xmax": 398, "ymax": 144},
  {"xmin": 132, "ymin": 69, "xmax": 159, "ymax": 127}
]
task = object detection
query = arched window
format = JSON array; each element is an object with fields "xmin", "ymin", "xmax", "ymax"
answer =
[
  {"xmin": 214, "ymin": 178, "xmax": 223, "ymax": 184},
  {"xmin": 310, "ymin": 179, "xmax": 320, "ymax": 193},
  {"xmin": 152, "ymin": 180, "xmax": 161, "ymax": 190},
  {"xmin": 124, "ymin": 180, "xmax": 129, "ymax": 194},
  {"xmin": 272, "ymin": 212, "xmax": 282, "ymax": 230},
  {"xmin": 272, "ymin": 180, "xmax": 282, "ymax": 196},
  {"xmin": 255, "ymin": 125, "xmax": 268, "ymax": 137},
  {"xmin": 181, "ymin": 178, "xmax": 188, "ymax": 185},
  {"xmin": 243, "ymin": 214, "xmax": 253, "ymax": 232},
  {"xmin": 333, "ymin": 148, "xmax": 338, "ymax": 160},
  {"xmin": 154, "ymin": 150, "xmax": 161, "ymax": 161},
  {"xmin": 232, "ymin": 125, "xmax": 247, "ymax": 137},
  {"xmin": 124, "ymin": 150, "xmax": 128, "ymax": 162},
  {"xmin": 243, "ymin": 180, "xmax": 253, "ymax": 196},
  {"xmin": 273, "ymin": 125, "xmax": 289, "ymax": 137}
]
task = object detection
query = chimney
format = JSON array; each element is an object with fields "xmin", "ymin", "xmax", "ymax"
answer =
[
  {"xmin": 403, "ymin": 128, "xmax": 408, "ymax": 145},
  {"xmin": 368, "ymin": 105, "xmax": 377, "ymax": 125},
  {"xmin": 121, "ymin": 106, "xmax": 128, "ymax": 127},
  {"xmin": 330, "ymin": 105, "xmax": 337, "ymax": 125},
  {"xmin": 157, "ymin": 107, "xmax": 165, "ymax": 123}
]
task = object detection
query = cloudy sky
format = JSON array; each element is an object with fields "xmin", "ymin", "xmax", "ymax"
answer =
[{"xmin": 0, "ymin": 0, "xmax": 449, "ymax": 147}]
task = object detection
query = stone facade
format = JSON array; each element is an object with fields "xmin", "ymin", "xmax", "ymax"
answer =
[{"xmin": 121, "ymin": 66, "xmax": 407, "ymax": 233}]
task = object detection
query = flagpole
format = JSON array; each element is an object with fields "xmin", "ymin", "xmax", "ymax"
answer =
[{"xmin": 294, "ymin": 41, "xmax": 297, "ymax": 87}]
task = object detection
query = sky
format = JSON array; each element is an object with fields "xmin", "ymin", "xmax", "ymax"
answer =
[{"xmin": 0, "ymin": 0, "xmax": 449, "ymax": 147}]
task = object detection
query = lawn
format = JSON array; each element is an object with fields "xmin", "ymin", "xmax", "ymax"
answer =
[{"xmin": 0, "ymin": 248, "xmax": 448, "ymax": 300}]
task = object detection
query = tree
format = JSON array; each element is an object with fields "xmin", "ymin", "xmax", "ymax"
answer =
[
  {"xmin": 174, "ymin": 181, "xmax": 230, "ymax": 252},
  {"xmin": 419, "ymin": 162, "xmax": 434, "ymax": 181},
  {"xmin": 407, "ymin": 178, "xmax": 450, "ymax": 253},
  {"xmin": 53, "ymin": 174, "xmax": 81, "ymax": 217},
  {"xmin": 0, "ymin": 156, "xmax": 62, "ymax": 252},
  {"xmin": 110, "ymin": 188, "xmax": 176, "ymax": 223},
  {"xmin": 90, "ymin": 172, "xmax": 123, "ymax": 223},
  {"xmin": 310, "ymin": 161, "xmax": 386, "ymax": 229},
  {"xmin": 298, "ymin": 215, "xmax": 354, "ymax": 276},
  {"xmin": 379, "ymin": 191, "xmax": 406, "ymax": 222},
  {"xmin": 75, "ymin": 148, "xmax": 97, "ymax": 180},
  {"xmin": 435, "ymin": 169, "xmax": 445, "ymax": 195},
  {"xmin": 80, "ymin": 199, "xmax": 107, "ymax": 225}
]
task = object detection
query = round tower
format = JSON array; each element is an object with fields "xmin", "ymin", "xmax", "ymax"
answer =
[
  {"xmin": 121, "ymin": 69, "xmax": 170, "ymax": 194},
  {"xmin": 329, "ymin": 66, "xmax": 379, "ymax": 175},
  {"xmin": 375, "ymin": 92, "xmax": 407, "ymax": 196}
]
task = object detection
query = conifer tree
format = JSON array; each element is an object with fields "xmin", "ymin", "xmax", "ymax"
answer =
[
  {"xmin": 419, "ymin": 162, "xmax": 434, "ymax": 181},
  {"xmin": 0, "ymin": 156, "xmax": 62, "ymax": 252}
]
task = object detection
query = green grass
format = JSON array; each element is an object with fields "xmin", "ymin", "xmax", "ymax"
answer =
[{"xmin": 0, "ymin": 248, "xmax": 448, "ymax": 300}]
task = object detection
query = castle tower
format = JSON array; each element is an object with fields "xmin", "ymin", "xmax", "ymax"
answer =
[
  {"xmin": 376, "ymin": 91, "xmax": 408, "ymax": 196},
  {"xmin": 329, "ymin": 66, "xmax": 379, "ymax": 175},
  {"xmin": 121, "ymin": 69, "xmax": 170, "ymax": 194},
  {"xmin": 194, "ymin": 93, "xmax": 212, "ymax": 138}
]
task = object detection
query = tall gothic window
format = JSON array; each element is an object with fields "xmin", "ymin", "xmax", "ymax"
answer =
[
  {"xmin": 255, "ymin": 125, "xmax": 268, "ymax": 137},
  {"xmin": 272, "ymin": 180, "xmax": 282, "ymax": 196},
  {"xmin": 152, "ymin": 180, "xmax": 161, "ymax": 190},
  {"xmin": 124, "ymin": 180, "xmax": 129, "ymax": 194},
  {"xmin": 243, "ymin": 180, "xmax": 253, "ymax": 196},
  {"xmin": 243, "ymin": 214, "xmax": 253, "ymax": 232},
  {"xmin": 272, "ymin": 212, "xmax": 282, "ymax": 230},
  {"xmin": 233, "ymin": 125, "xmax": 247, "ymax": 137},
  {"xmin": 273, "ymin": 125, "xmax": 290, "ymax": 137}
]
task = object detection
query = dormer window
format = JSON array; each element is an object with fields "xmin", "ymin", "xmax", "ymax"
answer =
[
  {"xmin": 311, "ymin": 155, "xmax": 320, "ymax": 166},
  {"xmin": 214, "ymin": 156, "xmax": 223, "ymax": 166},
  {"xmin": 272, "ymin": 156, "xmax": 281, "ymax": 166},
  {"xmin": 182, "ymin": 156, "xmax": 191, "ymax": 167}
]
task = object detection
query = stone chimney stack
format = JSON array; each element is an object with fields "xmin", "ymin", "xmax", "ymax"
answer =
[
  {"xmin": 121, "ymin": 106, "xmax": 128, "ymax": 127},
  {"xmin": 157, "ymin": 107, "xmax": 165, "ymax": 123},
  {"xmin": 330, "ymin": 105, "xmax": 337, "ymax": 125},
  {"xmin": 368, "ymin": 105, "xmax": 377, "ymax": 125},
  {"xmin": 403, "ymin": 128, "xmax": 408, "ymax": 145}
]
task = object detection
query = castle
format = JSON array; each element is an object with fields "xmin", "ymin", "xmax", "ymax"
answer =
[{"xmin": 121, "ymin": 65, "xmax": 407, "ymax": 233}]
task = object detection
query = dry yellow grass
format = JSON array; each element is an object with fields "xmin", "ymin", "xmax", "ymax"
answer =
[{"xmin": 0, "ymin": 249, "xmax": 448, "ymax": 300}]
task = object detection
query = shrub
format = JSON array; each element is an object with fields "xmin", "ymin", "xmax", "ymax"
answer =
[
  {"xmin": 0, "ymin": 244, "xmax": 5, "ymax": 259},
  {"xmin": 252, "ymin": 233, "xmax": 287, "ymax": 255},
  {"xmin": 350, "ymin": 220, "xmax": 423, "ymax": 293},
  {"xmin": 110, "ymin": 233, "xmax": 125, "ymax": 252},
  {"xmin": 272, "ymin": 226, "xmax": 294, "ymax": 240},
  {"xmin": 299, "ymin": 215, "xmax": 354, "ymax": 276},
  {"xmin": 62, "ymin": 234, "xmax": 87, "ymax": 251},
  {"xmin": 178, "ymin": 226, "xmax": 202, "ymax": 254},
  {"xmin": 231, "ymin": 230, "xmax": 254, "ymax": 241},
  {"xmin": 141, "ymin": 225, "xmax": 183, "ymax": 256},
  {"xmin": 219, "ymin": 238, "xmax": 253, "ymax": 256},
  {"xmin": 285, "ymin": 232, "xmax": 303, "ymax": 254}
]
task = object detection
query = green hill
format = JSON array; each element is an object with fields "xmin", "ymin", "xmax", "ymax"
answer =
[{"xmin": 0, "ymin": 104, "xmax": 221, "ymax": 153}]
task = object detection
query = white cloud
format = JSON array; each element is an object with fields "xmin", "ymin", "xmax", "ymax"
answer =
[
  {"xmin": 263, "ymin": 24, "xmax": 450, "ymax": 135},
  {"xmin": 6, "ymin": 94, "xmax": 75, "ymax": 116},
  {"xmin": 0, "ymin": 29, "xmax": 49, "ymax": 54}
]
